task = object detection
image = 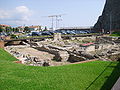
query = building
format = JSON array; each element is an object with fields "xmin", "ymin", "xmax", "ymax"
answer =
[
  {"xmin": 0, "ymin": 24, "xmax": 11, "ymax": 27},
  {"xmin": 58, "ymin": 26, "xmax": 94, "ymax": 32},
  {"xmin": 17, "ymin": 26, "xmax": 25, "ymax": 32},
  {"xmin": 29, "ymin": 25, "xmax": 41, "ymax": 31},
  {"xmin": 17, "ymin": 25, "xmax": 42, "ymax": 32}
]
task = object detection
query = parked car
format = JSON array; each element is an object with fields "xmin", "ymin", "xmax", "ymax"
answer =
[
  {"xmin": 41, "ymin": 31, "xmax": 52, "ymax": 35},
  {"xmin": 31, "ymin": 32, "xmax": 41, "ymax": 36}
]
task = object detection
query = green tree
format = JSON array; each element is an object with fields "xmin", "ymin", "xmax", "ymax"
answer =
[
  {"xmin": 39, "ymin": 26, "xmax": 42, "ymax": 31},
  {"xmin": 5, "ymin": 27, "xmax": 12, "ymax": 33},
  {"xmin": 12, "ymin": 28, "xmax": 15, "ymax": 32},
  {"xmin": 15, "ymin": 28, "xmax": 19, "ymax": 32},
  {"xmin": 44, "ymin": 26, "xmax": 48, "ymax": 31},
  {"xmin": 10, "ymin": 34, "xmax": 17, "ymax": 39},
  {"xmin": 0, "ymin": 26, "xmax": 4, "ymax": 33},
  {"xmin": 24, "ymin": 26, "xmax": 30, "ymax": 33}
]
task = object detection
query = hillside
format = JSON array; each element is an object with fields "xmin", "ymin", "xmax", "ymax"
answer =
[{"xmin": 94, "ymin": 0, "xmax": 120, "ymax": 33}]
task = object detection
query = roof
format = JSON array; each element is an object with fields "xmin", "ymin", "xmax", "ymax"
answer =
[
  {"xmin": 59, "ymin": 26, "xmax": 93, "ymax": 30},
  {"xmin": 29, "ymin": 25, "xmax": 40, "ymax": 28},
  {"xmin": 81, "ymin": 43, "xmax": 94, "ymax": 46},
  {"xmin": 0, "ymin": 24, "xmax": 10, "ymax": 27}
]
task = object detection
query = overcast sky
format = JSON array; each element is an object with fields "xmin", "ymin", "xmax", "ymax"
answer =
[{"xmin": 0, "ymin": 0, "xmax": 106, "ymax": 28}]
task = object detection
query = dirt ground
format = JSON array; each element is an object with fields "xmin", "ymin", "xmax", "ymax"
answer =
[
  {"xmin": 6, "ymin": 46, "xmax": 55, "ymax": 61},
  {"xmin": 5, "ymin": 46, "xmax": 71, "ymax": 66}
]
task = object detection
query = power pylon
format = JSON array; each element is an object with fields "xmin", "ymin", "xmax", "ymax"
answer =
[
  {"xmin": 47, "ymin": 14, "xmax": 65, "ymax": 30},
  {"xmin": 56, "ymin": 19, "xmax": 62, "ymax": 29}
]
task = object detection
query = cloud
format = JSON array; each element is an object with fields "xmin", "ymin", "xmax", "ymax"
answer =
[
  {"xmin": 16, "ymin": 6, "xmax": 30, "ymax": 14},
  {"xmin": 14, "ymin": 6, "xmax": 32, "ymax": 22},
  {"xmin": 0, "ymin": 9, "xmax": 11, "ymax": 19},
  {"xmin": 0, "ymin": 6, "xmax": 33, "ymax": 25}
]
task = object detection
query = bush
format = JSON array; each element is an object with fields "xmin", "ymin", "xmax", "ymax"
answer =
[
  {"xmin": 111, "ymin": 32, "xmax": 120, "ymax": 36},
  {"xmin": 10, "ymin": 34, "xmax": 17, "ymax": 39}
]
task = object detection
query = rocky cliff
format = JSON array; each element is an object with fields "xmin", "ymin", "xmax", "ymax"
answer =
[{"xmin": 94, "ymin": 0, "xmax": 120, "ymax": 33}]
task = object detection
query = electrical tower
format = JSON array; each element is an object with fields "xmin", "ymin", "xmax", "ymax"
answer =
[
  {"xmin": 47, "ymin": 14, "xmax": 65, "ymax": 30},
  {"xmin": 56, "ymin": 19, "xmax": 62, "ymax": 29}
]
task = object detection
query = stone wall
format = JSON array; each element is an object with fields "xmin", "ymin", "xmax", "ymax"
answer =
[
  {"xmin": 6, "ymin": 41, "xmax": 21, "ymax": 45},
  {"xmin": 35, "ymin": 45, "xmax": 69, "ymax": 62},
  {"xmin": 108, "ymin": 53, "xmax": 120, "ymax": 61}
]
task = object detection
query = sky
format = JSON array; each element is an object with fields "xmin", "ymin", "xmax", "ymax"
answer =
[{"xmin": 0, "ymin": 0, "xmax": 106, "ymax": 28}]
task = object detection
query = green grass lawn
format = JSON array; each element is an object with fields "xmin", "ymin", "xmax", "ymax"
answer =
[{"xmin": 0, "ymin": 48, "xmax": 120, "ymax": 90}]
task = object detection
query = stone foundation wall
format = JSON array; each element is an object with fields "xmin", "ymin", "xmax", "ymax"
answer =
[{"xmin": 108, "ymin": 53, "xmax": 120, "ymax": 61}]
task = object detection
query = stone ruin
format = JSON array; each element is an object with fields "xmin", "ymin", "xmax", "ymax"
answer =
[
  {"xmin": 5, "ymin": 34, "xmax": 120, "ymax": 66},
  {"xmin": 93, "ymin": 36, "xmax": 120, "ymax": 61}
]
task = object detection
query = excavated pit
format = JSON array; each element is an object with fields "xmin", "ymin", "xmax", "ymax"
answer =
[{"xmin": 4, "ymin": 34, "xmax": 120, "ymax": 66}]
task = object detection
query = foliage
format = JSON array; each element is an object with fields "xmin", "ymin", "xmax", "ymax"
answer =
[
  {"xmin": 5, "ymin": 27, "xmax": 12, "ymax": 33},
  {"xmin": 0, "ymin": 26, "xmax": 4, "ymax": 33},
  {"xmin": 111, "ymin": 31, "xmax": 120, "ymax": 36},
  {"xmin": 24, "ymin": 26, "xmax": 30, "ymax": 33},
  {"xmin": 10, "ymin": 34, "xmax": 17, "ymax": 39},
  {"xmin": 15, "ymin": 28, "xmax": 19, "ymax": 32},
  {"xmin": 44, "ymin": 26, "xmax": 48, "ymax": 31},
  {"xmin": 0, "ymin": 49, "xmax": 120, "ymax": 90},
  {"xmin": 0, "ymin": 26, "xmax": 14, "ymax": 33},
  {"xmin": 12, "ymin": 28, "xmax": 16, "ymax": 32}
]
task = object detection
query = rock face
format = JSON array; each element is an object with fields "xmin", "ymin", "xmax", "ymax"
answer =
[{"xmin": 94, "ymin": 0, "xmax": 120, "ymax": 33}]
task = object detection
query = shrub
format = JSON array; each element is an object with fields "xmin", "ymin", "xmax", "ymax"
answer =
[
  {"xmin": 10, "ymin": 34, "xmax": 17, "ymax": 39},
  {"xmin": 111, "ymin": 32, "xmax": 120, "ymax": 36}
]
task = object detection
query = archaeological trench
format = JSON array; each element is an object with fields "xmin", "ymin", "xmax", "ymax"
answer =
[
  {"xmin": 1, "ymin": 0, "xmax": 120, "ymax": 66},
  {"xmin": 5, "ymin": 33, "xmax": 120, "ymax": 66}
]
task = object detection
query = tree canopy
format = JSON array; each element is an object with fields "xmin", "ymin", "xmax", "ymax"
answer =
[
  {"xmin": 0, "ymin": 26, "xmax": 4, "ymax": 33},
  {"xmin": 24, "ymin": 26, "xmax": 30, "ymax": 33}
]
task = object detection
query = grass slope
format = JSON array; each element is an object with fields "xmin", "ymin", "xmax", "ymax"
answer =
[{"xmin": 0, "ymin": 48, "xmax": 120, "ymax": 90}]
